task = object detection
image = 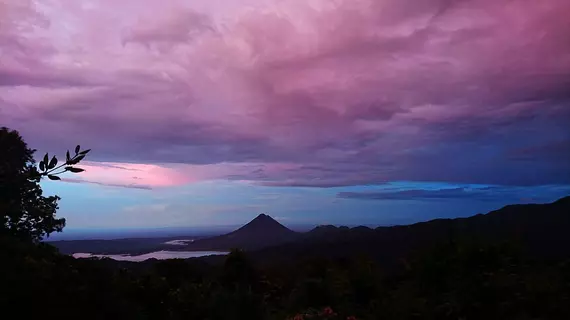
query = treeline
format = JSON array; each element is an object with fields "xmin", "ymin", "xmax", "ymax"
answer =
[{"xmin": 1, "ymin": 234, "xmax": 569, "ymax": 320}]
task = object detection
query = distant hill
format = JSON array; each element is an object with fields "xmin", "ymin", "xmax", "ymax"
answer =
[
  {"xmin": 48, "ymin": 236, "xmax": 200, "ymax": 255},
  {"xmin": 248, "ymin": 196, "xmax": 570, "ymax": 267},
  {"xmin": 183, "ymin": 214, "xmax": 299, "ymax": 251}
]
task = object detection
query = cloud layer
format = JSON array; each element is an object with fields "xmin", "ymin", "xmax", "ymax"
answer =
[
  {"xmin": 2, "ymin": 0, "xmax": 569, "ymax": 188},
  {"xmin": 338, "ymin": 184, "xmax": 570, "ymax": 202}
]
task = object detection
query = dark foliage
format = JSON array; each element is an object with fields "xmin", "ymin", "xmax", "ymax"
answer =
[
  {"xmin": 2, "ymin": 231, "xmax": 569, "ymax": 320},
  {"xmin": 1, "ymin": 127, "xmax": 63, "ymax": 242},
  {"xmin": 0, "ymin": 127, "xmax": 88, "ymax": 242}
]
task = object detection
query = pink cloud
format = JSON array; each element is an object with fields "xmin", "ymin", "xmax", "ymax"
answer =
[
  {"xmin": 68, "ymin": 162, "xmax": 196, "ymax": 188},
  {"xmin": 1, "ymin": 0, "xmax": 569, "ymax": 187},
  {"xmin": 60, "ymin": 161, "xmax": 305, "ymax": 189}
]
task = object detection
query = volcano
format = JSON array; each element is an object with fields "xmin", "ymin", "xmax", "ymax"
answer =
[{"xmin": 184, "ymin": 214, "xmax": 299, "ymax": 251}]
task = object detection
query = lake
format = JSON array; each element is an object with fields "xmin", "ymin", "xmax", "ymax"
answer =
[{"xmin": 73, "ymin": 250, "xmax": 228, "ymax": 262}]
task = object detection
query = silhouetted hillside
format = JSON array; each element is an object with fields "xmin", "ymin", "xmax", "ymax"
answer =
[
  {"xmin": 49, "ymin": 198, "xmax": 570, "ymax": 259},
  {"xmin": 250, "ymin": 196, "xmax": 570, "ymax": 267},
  {"xmin": 184, "ymin": 214, "xmax": 299, "ymax": 251}
]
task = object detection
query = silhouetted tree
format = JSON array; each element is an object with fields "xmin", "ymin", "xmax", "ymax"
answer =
[
  {"xmin": 222, "ymin": 249, "xmax": 259, "ymax": 289},
  {"xmin": 0, "ymin": 127, "xmax": 88, "ymax": 242}
]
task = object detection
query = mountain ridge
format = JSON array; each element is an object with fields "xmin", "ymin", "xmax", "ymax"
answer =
[
  {"xmin": 48, "ymin": 196, "xmax": 570, "ymax": 257},
  {"xmin": 246, "ymin": 196, "xmax": 570, "ymax": 267}
]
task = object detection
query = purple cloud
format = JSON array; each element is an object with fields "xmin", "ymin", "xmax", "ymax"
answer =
[{"xmin": 1, "ymin": 0, "xmax": 569, "ymax": 188}]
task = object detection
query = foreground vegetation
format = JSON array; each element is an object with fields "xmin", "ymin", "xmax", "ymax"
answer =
[{"xmin": 1, "ymin": 234, "xmax": 569, "ymax": 320}]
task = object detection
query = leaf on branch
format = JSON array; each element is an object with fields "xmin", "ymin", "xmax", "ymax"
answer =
[
  {"xmin": 43, "ymin": 153, "xmax": 49, "ymax": 168},
  {"xmin": 66, "ymin": 150, "xmax": 71, "ymax": 162},
  {"xmin": 49, "ymin": 155, "xmax": 58, "ymax": 169},
  {"xmin": 74, "ymin": 154, "xmax": 85, "ymax": 163},
  {"xmin": 39, "ymin": 161, "xmax": 45, "ymax": 172},
  {"xmin": 79, "ymin": 149, "xmax": 91, "ymax": 155},
  {"xmin": 75, "ymin": 145, "xmax": 81, "ymax": 154},
  {"xmin": 47, "ymin": 175, "xmax": 61, "ymax": 181},
  {"xmin": 66, "ymin": 167, "xmax": 85, "ymax": 173}
]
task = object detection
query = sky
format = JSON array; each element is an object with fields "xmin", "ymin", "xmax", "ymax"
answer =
[{"xmin": 1, "ymin": 0, "xmax": 569, "ymax": 231}]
